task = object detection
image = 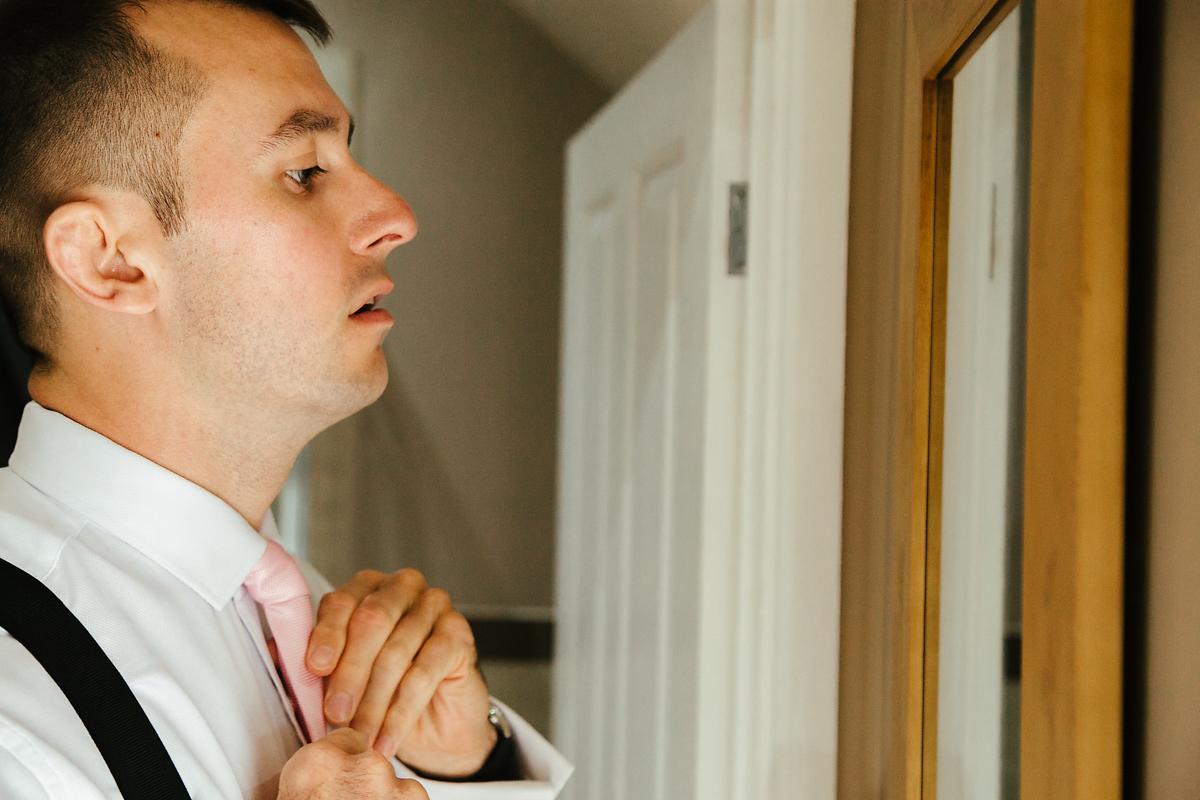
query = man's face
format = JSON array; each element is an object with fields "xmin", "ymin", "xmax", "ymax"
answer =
[{"xmin": 137, "ymin": 2, "xmax": 416, "ymax": 424}]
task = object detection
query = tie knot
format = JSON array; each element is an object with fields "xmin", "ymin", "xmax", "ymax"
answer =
[{"xmin": 243, "ymin": 539, "xmax": 310, "ymax": 607}]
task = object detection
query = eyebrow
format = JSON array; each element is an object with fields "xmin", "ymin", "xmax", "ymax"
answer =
[{"xmin": 257, "ymin": 109, "xmax": 355, "ymax": 155}]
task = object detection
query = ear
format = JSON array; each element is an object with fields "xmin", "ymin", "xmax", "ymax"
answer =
[{"xmin": 43, "ymin": 200, "xmax": 159, "ymax": 316}]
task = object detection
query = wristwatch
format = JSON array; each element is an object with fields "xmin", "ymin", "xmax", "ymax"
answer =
[{"xmin": 487, "ymin": 702, "xmax": 513, "ymax": 740}]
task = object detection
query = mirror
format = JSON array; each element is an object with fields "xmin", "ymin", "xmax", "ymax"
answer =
[{"xmin": 935, "ymin": 3, "xmax": 1031, "ymax": 798}]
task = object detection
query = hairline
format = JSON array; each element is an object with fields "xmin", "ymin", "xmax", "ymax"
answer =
[{"xmin": 2, "ymin": 0, "xmax": 334, "ymax": 368}]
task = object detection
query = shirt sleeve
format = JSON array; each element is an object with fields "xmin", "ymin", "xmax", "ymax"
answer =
[
  {"xmin": 0, "ymin": 634, "xmax": 117, "ymax": 800},
  {"xmin": 0, "ymin": 719, "xmax": 55, "ymax": 800},
  {"xmin": 0, "ymin": 711, "xmax": 111, "ymax": 800}
]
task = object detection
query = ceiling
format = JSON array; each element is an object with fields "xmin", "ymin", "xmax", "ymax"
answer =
[{"xmin": 501, "ymin": 0, "xmax": 707, "ymax": 91}]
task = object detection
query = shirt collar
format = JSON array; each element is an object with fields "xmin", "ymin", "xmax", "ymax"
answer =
[{"xmin": 8, "ymin": 401, "xmax": 271, "ymax": 609}]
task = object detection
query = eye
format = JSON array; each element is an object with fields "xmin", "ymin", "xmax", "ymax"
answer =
[{"xmin": 285, "ymin": 165, "xmax": 327, "ymax": 191}]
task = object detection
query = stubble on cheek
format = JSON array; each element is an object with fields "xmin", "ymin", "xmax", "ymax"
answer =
[
  {"xmin": 165, "ymin": 229, "xmax": 325, "ymax": 405},
  {"xmin": 164, "ymin": 223, "xmax": 384, "ymax": 420}
]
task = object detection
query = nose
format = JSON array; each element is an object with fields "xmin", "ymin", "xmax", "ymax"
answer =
[{"xmin": 348, "ymin": 175, "xmax": 419, "ymax": 259}]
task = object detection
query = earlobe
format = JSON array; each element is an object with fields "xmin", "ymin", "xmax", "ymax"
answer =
[{"xmin": 43, "ymin": 200, "xmax": 158, "ymax": 315}]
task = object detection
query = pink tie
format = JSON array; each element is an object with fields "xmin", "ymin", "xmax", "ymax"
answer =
[{"xmin": 242, "ymin": 539, "xmax": 328, "ymax": 743}]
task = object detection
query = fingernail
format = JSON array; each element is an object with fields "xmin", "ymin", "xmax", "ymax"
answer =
[
  {"xmin": 326, "ymin": 692, "xmax": 352, "ymax": 722},
  {"xmin": 310, "ymin": 645, "xmax": 334, "ymax": 670},
  {"xmin": 375, "ymin": 735, "xmax": 395, "ymax": 759}
]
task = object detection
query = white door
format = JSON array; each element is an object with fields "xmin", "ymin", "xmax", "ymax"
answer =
[{"xmin": 552, "ymin": 3, "xmax": 748, "ymax": 799}]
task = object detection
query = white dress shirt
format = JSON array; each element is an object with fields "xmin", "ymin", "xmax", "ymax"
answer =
[{"xmin": 0, "ymin": 402, "xmax": 572, "ymax": 799}]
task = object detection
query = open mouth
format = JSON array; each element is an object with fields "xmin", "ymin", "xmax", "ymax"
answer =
[
  {"xmin": 349, "ymin": 296, "xmax": 394, "ymax": 326},
  {"xmin": 349, "ymin": 282, "xmax": 395, "ymax": 323}
]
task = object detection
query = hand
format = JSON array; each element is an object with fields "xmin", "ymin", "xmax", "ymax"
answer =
[
  {"xmin": 277, "ymin": 727, "xmax": 428, "ymax": 799},
  {"xmin": 306, "ymin": 569, "xmax": 497, "ymax": 777}
]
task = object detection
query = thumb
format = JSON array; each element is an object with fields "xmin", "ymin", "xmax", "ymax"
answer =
[{"xmin": 321, "ymin": 726, "xmax": 369, "ymax": 755}]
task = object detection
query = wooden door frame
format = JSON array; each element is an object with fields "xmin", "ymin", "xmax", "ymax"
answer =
[{"xmin": 837, "ymin": 0, "xmax": 1132, "ymax": 798}]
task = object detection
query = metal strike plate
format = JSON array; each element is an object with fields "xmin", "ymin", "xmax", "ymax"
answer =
[{"xmin": 728, "ymin": 182, "xmax": 749, "ymax": 276}]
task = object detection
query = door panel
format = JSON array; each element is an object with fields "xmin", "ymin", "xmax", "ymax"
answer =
[{"xmin": 554, "ymin": 4, "xmax": 747, "ymax": 798}]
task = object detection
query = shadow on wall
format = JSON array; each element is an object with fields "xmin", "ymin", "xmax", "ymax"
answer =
[{"xmin": 307, "ymin": 377, "xmax": 510, "ymax": 600}]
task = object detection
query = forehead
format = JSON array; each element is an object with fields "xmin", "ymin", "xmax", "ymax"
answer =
[{"xmin": 133, "ymin": 1, "xmax": 346, "ymax": 157}]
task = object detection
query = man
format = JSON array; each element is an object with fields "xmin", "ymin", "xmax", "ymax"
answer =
[{"xmin": 0, "ymin": 0, "xmax": 571, "ymax": 797}]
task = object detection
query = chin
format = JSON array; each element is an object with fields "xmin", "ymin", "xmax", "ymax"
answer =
[{"xmin": 317, "ymin": 357, "xmax": 390, "ymax": 423}]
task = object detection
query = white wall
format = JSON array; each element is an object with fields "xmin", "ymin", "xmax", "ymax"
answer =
[{"xmin": 302, "ymin": 1, "xmax": 608, "ymax": 618}]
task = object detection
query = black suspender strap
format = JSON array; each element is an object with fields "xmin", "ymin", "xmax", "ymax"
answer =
[{"xmin": 0, "ymin": 556, "xmax": 190, "ymax": 799}]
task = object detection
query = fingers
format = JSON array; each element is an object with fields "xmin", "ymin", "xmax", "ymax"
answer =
[
  {"xmin": 350, "ymin": 587, "xmax": 454, "ymax": 743},
  {"xmin": 323, "ymin": 569, "xmax": 429, "ymax": 725},
  {"xmin": 374, "ymin": 611, "xmax": 476, "ymax": 759},
  {"xmin": 308, "ymin": 569, "xmax": 387, "ymax": 676}
]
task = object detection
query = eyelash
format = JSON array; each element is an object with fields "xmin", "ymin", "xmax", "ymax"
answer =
[{"xmin": 285, "ymin": 165, "xmax": 327, "ymax": 192}]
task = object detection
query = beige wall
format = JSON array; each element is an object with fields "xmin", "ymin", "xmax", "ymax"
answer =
[
  {"xmin": 1143, "ymin": 0, "xmax": 1200, "ymax": 794},
  {"xmin": 303, "ymin": 0, "xmax": 608, "ymax": 610}
]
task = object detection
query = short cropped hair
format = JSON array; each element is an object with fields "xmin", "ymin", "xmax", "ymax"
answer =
[{"xmin": 0, "ymin": 0, "xmax": 331, "ymax": 368}]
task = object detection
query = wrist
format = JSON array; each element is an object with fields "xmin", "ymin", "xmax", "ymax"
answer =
[
  {"xmin": 405, "ymin": 703, "xmax": 520, "ymax": 782},
  {"xmin": 402, "ymin": 723, "xmax": 496, "ymax": 778}
]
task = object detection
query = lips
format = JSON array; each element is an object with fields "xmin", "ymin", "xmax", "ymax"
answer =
[{"xmin": 349, "ymin": 279, "xmax": 395, "ymax": 317}]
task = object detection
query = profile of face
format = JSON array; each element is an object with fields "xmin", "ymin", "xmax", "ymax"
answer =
[{"xmin": 130, "ymin": 2, "xmax": 417, "ymax": 425}]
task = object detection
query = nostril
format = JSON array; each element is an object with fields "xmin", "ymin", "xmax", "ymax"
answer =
[{"xmin": 349, "ymin": 199, "xmax": 416, "ymax": 254}]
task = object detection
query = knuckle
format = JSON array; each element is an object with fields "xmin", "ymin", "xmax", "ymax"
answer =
[
  {"xmin": 354, "ymin": 750, "xmax": 395, "ymax": 778},
  {"xmin": 279, "ymin": 758, "xmax": 319, "ymax": 790},
  {"xmin": 355, "ymin": 568, "xmax": 386, "ymax": 584},
  {"xmin": 414, "ymin": 639, "xmax": 449, "ymax": 668},
  {"xmin": 320, "ymin": 590, "xmax": 358, "ymax": 616},
  {"xmin": 406, "ymin": 662, "xmax": 437, "ymax": 693},
  {"xmin": 394, "ymin": 567, "xmax": 427, "ymax": 590},
  {"xmin": 443, "ymin": 610, "xmax": 475, "ymax": 643},
  {"xmin": 350, "ymin": 598, "xmax": 394, "ymax": 631},
  {"xmin": 423, "ymin": 587, "xmax": 451, "ymax": 610},
  {"xmin": 378, "ymin": 641, "xmax": 413, "ymax": 673},
  {"xmin": 336, "ymin": 752, "xmax": 398, "ymax": 793},
  {"xmin": 398, "ymin": 777, "xmax": 430, "ymax": 798},
  {"xmin": 289, "ymin": 741, "xmax": 346, "ymax": 780}
]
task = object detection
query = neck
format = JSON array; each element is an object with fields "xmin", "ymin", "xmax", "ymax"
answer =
[{"xmin": 28, "ymin": 366, "xmax": 313, "ymax": 530}]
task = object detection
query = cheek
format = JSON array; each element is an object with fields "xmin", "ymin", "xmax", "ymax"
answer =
[
  {"xmin": 268, "ymin": 227, "xmax": 340, "ymax": 308},
  {"xmin": 189, "ymin": 197, "xmax": 347, "ymax": 318}
]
